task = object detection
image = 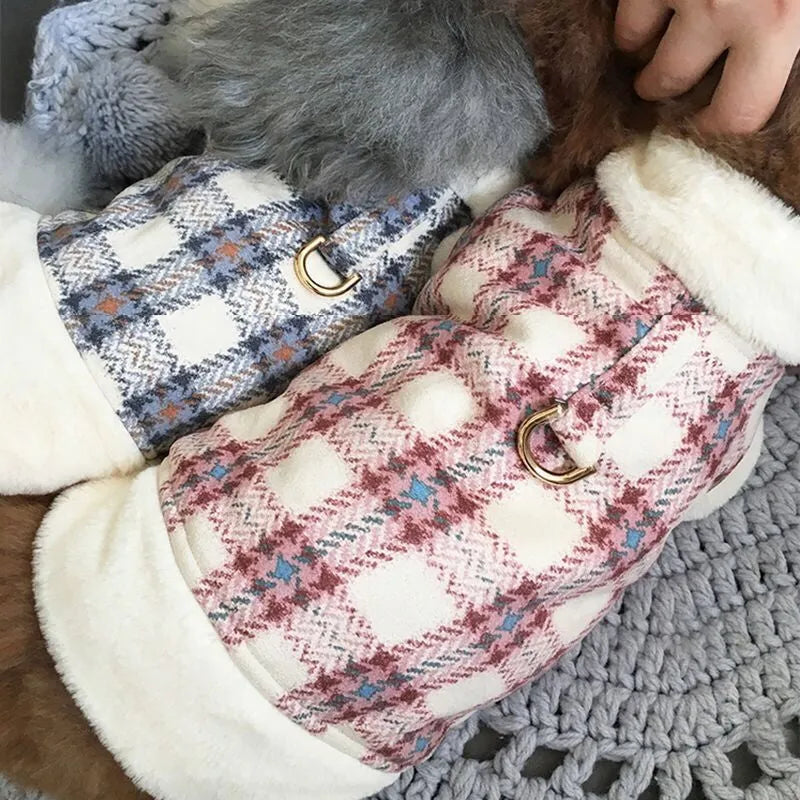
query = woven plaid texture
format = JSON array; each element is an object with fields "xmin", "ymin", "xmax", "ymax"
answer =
[
  {"xmin": 372, "ymin": 376, "xmax": 800, "ymax": 800},
  {"xmin": 37, "ymin": 156, "xmax": 468, "ymax": 457},
  {"xmin": 157, "ymin": 180, "xmax": 782, "ymax": 774}
]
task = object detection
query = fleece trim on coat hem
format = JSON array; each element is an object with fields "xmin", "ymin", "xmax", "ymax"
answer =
[
  {"xmin": 34, "ymin": 468, "xmax": 397, "ymax": 800},
  {"xmin": 597, "ymin": 134, "xmax": 800, "ymax": 364},
  {"xmin": 0, "ymin": 201, "xmax": 142, "ymax": 493}
]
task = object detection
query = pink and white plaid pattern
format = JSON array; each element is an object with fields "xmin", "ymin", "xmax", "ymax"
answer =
[{"xmin": 158, "ymin": 180, "xmax": 783, "ymax": 772}]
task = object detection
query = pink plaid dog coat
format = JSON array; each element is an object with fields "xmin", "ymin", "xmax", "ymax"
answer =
[{"xmin": 35, "ymin": 135, "xmax": 799, "ymax": 800}]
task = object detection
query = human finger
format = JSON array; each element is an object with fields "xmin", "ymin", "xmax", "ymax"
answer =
[
  {"xmin": 634, "ymin": 9, "xmax": 727, "ymax": 100},
  {"xmin": 615, "ymin": 0, "xmax": 671, "ymax": 53},
  {"xmin": 696, "ymin": 38, "xmax": 799, "ymax": 134}
]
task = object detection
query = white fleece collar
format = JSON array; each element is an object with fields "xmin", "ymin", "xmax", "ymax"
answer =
[{"xmin": 596, "ymin": 134, "xmax": 800, "ymax": 364}]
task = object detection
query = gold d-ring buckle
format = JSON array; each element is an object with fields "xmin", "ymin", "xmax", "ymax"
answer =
[
  {"xmin": 516, "ymin": 401, "xmax": 596, "ymax": 486},
  {"xmin": 294, "ymin": 235, "xmax": 362, "ymax": 297}
]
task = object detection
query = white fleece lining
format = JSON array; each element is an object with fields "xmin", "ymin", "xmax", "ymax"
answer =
[
  {"xmin": 597, "ymin": 134, "xmax": 800, "ymax": 364},
  {"xmin": 34, "ymin": 469, "xmax": 396, "ymax": 800},
  {"xmin": 454, "ymin": 166, "xmax": 523, "ymax": 217},
  {"xmin": 0, "ymin": 201, "xmax": 143, "ymax": 493}
]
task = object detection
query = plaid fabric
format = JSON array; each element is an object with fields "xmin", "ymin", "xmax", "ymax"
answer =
[
  {"xmin": 38, "ymin": 156, "xmax": 468, "ymax": 457},
  {"xmin": 157, "ymin": 180, "xmax": 783, "ymax": 773}
]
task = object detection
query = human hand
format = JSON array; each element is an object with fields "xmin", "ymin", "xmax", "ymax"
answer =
[{"xmin": 615, "ymin": 0, "xmax": 800, "ymax": 134}]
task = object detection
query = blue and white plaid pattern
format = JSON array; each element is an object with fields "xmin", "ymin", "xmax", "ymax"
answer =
[{"xmin": 38, "ymin": 156, "xmax": 469, "ymax": 457}]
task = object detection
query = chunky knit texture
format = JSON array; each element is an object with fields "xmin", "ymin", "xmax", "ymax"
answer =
[
  {"xmin": 26, "ymin": 0, "xmax": 193, "ymax": 196},
  {"xmin": 0, "ymin": 783, "xmax": 41, "ymax": 800}
]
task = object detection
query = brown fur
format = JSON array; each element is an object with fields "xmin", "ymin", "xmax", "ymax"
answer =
[
  {"xmin": 1, "ymin": 5, "xmax": 798, "ymax": 800},
  {"xmin": 0, "ymin": 495, "xmax": 148, "ymax": 800},
  {"xmin": 516, "ymin": 0, "xmax": 800, "ymax": 210}
]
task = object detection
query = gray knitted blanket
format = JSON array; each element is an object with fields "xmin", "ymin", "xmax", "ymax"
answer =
[
  {"xmin": 4, "ymin": 2, "xmax": 800, "ymax": 800},
  {"xmin": 25, "ymin": 0, "xmax": 195, "ymax": 195}
]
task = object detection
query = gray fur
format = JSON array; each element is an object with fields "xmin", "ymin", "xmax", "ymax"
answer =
[{"xmin": 176, "ymin": 0, "xmax": 549, "ymax": 201}]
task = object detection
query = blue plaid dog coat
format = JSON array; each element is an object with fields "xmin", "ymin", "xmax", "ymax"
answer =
[{"xmin": 38, "ymin": 156, "xmax": 468, "ymax": 457}]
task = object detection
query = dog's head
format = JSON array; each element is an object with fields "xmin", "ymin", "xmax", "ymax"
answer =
[{"xmin": 516, "ymin": 0, "xmax": 800, "ymax": 211}]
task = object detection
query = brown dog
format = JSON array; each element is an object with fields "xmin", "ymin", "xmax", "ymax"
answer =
[
  {"xmin": 0, "ymin": 495, "xmax": 147, "ymax": 800},
  {"xmin": 2, "ymin": 3, "xmax": 799, "ymax": 799},
  {"xmin": 516, "ymin": 0, "xmax": 800, "ymax": 211}
]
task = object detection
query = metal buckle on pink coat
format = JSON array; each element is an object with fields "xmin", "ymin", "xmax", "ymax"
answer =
[{"xmin": 516, "ymin": 400, "xmax": 596, "ymax": 486}]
